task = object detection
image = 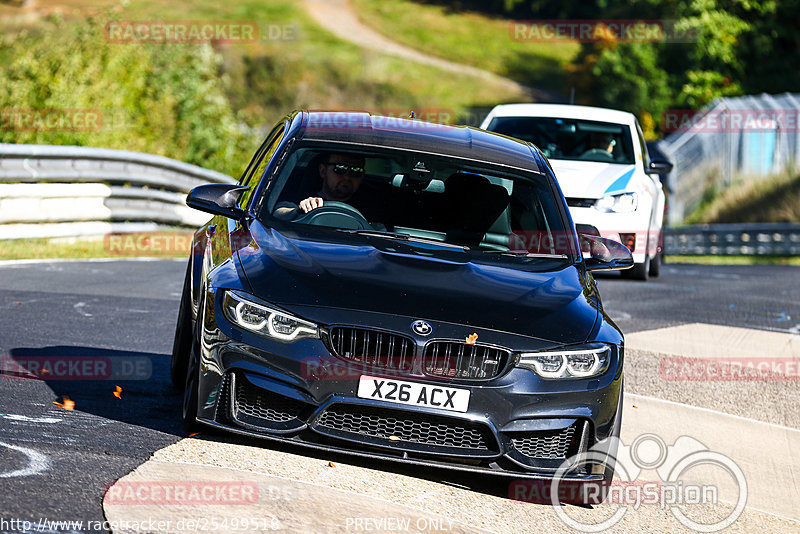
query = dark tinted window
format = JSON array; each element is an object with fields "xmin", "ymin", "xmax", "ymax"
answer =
[
  {"xmin": 487, "ymin": 117, "xmax": 635, "ymax": 164},
  {"xmin": 263, "ymin": 146, "xmax": 574, "ymax": 258}
]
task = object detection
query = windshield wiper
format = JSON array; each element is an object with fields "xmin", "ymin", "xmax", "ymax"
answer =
[
  {"xmin": 483, "ymin": 250, "xmax": 569, "ymax": 259},
  {"xmin": 337, "ymin": 229, "xmax": 410, "ymax": 240},
  {"xmin": 337, "ymin": 229, "xmax": 469, "ymax": 250},
  {"xmin": 406, "ymin": 238, "xmax": 468, "ymax": 251}
]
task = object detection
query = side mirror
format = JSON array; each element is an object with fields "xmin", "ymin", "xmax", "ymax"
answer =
[
  {"xmin": 582, "ymin": 235, "xmax": 634, "ymax": 271},
  {"xmin": 186, "ymin": 183, "xmax": 249, "ymax": 220},
  {"xmin": 646, "ymin": 158, "xmax": 673, "ymax": 176}
]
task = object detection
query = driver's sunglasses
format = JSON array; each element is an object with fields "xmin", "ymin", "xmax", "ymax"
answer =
[{"xmin": 327, "ymin": 163, "xmax": 365, "ymax": 178}]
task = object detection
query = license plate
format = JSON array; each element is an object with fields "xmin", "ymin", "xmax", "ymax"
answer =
[{"xmin": 357, "ymin": 375, "xmax": 470, "ymax": 413}]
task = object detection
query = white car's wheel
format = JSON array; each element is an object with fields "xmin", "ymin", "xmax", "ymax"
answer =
[
  {"xmin": 648, "ymin": 251, "xmax": 661, "ymax": 277},
  {"xmin": 622, "ymin": 255, "xmax": 649, "ymax": 280}
]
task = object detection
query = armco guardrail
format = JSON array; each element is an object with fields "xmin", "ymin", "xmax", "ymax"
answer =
[
  {"xmin": 0, "ymin": 143, "xmax": 235, "ymax": 240},
  {"xmin": 3, "ymin": 144, "xmax": 797, "ymax": 255},
  {"xmin": 665, "ymin": 223, "xmax": 800, "ymax": 256}
]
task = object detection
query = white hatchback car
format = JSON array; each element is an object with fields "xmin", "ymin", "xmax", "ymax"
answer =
[{"xmin": 481, "ymin": 104, "xmax": 672, "ymax": 280}]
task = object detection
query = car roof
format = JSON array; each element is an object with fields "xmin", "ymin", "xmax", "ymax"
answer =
[
  {"xmin": 296, "ymin": 111, "xmax": 544, "ymax": 174},
  {"xmin": 485, "ymin": 104, "xmax": 636, "ymax": 126}
]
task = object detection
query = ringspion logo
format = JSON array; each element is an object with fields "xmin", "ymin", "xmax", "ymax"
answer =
[{"xmin": 511, "ymin": 434, "xmax": 747, "ymax": 532}]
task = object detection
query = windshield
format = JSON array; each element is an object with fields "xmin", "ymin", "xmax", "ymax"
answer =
[
  {"xmin": 260, "ymin": 145, "xmax": 576, "ymax": 259},
  {"xmin": 487, "ymin": 117, "xmax": 635, "ymax": 165}
]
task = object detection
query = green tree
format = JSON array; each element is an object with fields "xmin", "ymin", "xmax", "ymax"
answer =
[
  {"xmin": 737, "ymin": 0, "xmax": 800, "ymax": 94},
  {"xmin": 0, "ymin": 18, "xmax": 250, "ymax": 176},
  {"xmin": 571, "ymin": 40, "xmax": 671, "ymax": 134},
  {"xmin": 568, "ymin": 0, "xmax": 785, "ymax": 133}
]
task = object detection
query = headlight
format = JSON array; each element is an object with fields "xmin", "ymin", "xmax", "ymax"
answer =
[
  {"xmin": 593, "ymin": 192, "xmax": 638, "ymax": 213},
  {"xmin": 222, "ymin": 290, "xmax": 318, "ymax": 342},
  {"xmin": 517, "ymin": 344, "xmax": 611, "ymax": 379}
]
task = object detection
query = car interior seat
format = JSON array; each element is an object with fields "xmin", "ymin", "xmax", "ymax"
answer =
[{"xmin": 441, "ymin": 172, "xmax": 509, "ymax": 247}]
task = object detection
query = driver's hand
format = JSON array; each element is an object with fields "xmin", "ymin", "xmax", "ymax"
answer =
[{"xmin": 298, "ymin": 197, "xmax": 323, "ymax": 213}]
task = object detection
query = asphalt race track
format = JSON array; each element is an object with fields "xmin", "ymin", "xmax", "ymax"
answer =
[
  {"xmin": 0, "ymin": 260, "xmax": 186, "ymax": 529},
  {"xmin": 0, "ymin": 259, "xmax": 798, "ymax": 533}
]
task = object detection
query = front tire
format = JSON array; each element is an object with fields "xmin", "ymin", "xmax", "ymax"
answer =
[
  {"xmin": 170, "ymin": 259, "xmax": 194, "ymax": 388},
  {"xmin": 181, "ymin": 343, "xmax": 200, "ymax": 433},
  {"xmin": 604, "ymin": 381, "xmax": 624, "ymax": 484},
  {"xmin": 181, "ymin": 295, "xmax": 203, "ymax": 433}
]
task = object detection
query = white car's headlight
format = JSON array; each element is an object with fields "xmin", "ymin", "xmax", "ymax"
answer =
[
  {"xmin": 594, "ymin": 192, "xmax": 638, "ymax": 213},
  {"xmin": 222, "ymin": 290, "xmax": 318, "ymax": 342},
  {"xmin": 517, "ymin": 344, "xmax": 611, "ymax": 379}
]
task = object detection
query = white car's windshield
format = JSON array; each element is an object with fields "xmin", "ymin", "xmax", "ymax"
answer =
[{"xmin": 487, "ymin": 117, "xmax": 635, "ymax": 165}]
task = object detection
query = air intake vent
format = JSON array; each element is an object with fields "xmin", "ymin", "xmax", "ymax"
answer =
[
  {"xmin": 229, "ymin": 373, "xmax": 306, "ymax": 431},
  {"xmin": 315, "ymin": 404, "xmax": 496, "ymax": 452},
  {"xmin": 509, "ymin": 422, "xmax": 583, "ymax": 460}
]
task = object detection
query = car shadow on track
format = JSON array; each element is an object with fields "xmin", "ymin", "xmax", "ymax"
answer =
[
  {"xmin": 183, "ymin": 431, "xmax": 586, "ymax": 509},
  {"xmin": 3, "ymin": 345, "xmax": 184, "ymax": 436},
  {"xmin": 2, "ymin": 346, "xmax": 588, "ymax": 509}
]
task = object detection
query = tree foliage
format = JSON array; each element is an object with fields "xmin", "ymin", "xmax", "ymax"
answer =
[
  {"xmin": 0, "ymin": 17, "xmax": 251, "ymax": 176},
  {"xmin": 569, "ymin": 0, "xmax": 791, "ymax": 135},
  {"xmin": 430, "ymin": 0, "xmax": 799, "ymax": 136}
]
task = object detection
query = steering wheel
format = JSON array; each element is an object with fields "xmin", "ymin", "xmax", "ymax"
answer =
[
  {"xmin": 579, "ymin": 149, "xmax": 615, "ymax": 161},
  {"xmin": 293, "ymin": 201, "xmax": 372, "ymax": 230}
]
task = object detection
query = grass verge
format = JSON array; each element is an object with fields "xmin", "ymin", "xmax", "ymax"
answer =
[
  {"xmin": 1, "ymin": 0, "xmax": 525, "ymax": 179},
  {"xmin": 666, "ymin": 255, "xmax": 800, "ymax": 266},
  {"xmin": 5, "ymin": 236, "xmax": 796, "ymax": 264},
  {"xmin": 351, "ymin": 0, "xmax": 579, "ymax": 95},
  {"xmin": 0, "ymin": 233, "xmax": 194, "ymax": 261},
  {"xmin": 686, "ymin": 171, "xmax": 800, "ymax": 224}
]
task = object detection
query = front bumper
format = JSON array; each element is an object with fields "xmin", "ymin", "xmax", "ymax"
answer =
[{"xmin": 194, "ymin": 290, "xmax": 624, "ymax": 479}]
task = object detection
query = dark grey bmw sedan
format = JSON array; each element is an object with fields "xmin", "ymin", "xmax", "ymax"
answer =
[{"xmin": 171, "ymin": 110, "xmax": 632, "ymax": 488}]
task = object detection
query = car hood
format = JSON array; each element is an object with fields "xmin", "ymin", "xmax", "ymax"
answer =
[
  {"xmin": 235, "ymin": 222, "xmax": 599, "ymax": 344},
  {"xmin": 549, "ymin": 160, "xmax": 636, "ymax": 199}
]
